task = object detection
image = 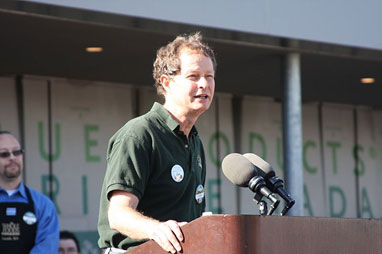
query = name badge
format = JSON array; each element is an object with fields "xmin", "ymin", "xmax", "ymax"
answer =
[{"xmin": 6, "ymin": 207, "xmax": 17, "ymax": 216}]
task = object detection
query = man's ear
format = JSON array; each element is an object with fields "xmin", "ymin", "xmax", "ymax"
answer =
[{"xmin": 161, "ymin": 75, "xmax": 171, "ymax": 91}]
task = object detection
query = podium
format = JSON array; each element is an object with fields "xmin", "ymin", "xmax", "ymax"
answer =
[{"xmin": 125, "ymin": 215, "xmax": 382, "ymax": 254}]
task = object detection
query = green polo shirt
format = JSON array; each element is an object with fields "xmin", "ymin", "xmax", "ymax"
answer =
[{"xmin": 98, "ymin": 102, "xmax": 206, "ymax": 250}]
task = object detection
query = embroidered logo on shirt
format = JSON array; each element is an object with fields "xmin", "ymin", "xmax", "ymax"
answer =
[
  {"xmin": 171, "ymin": 164, "xmax": 184, "ymax": 182},
  {"xmin": 197, "ymin": 155, "xmax": 202, "ymax": 168},
  {"xmin": 195, "ymin": 184, "xmax": 205, "ymax": 204},
  {"xmin": 6, "ymin": 207, "xmax": 16, "ymax": 216},
  {"xmin": 23, "ymin": 212, "xmax": 37, "ymax": 225}
]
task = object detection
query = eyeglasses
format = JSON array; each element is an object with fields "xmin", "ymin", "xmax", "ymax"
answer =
[{"xmin": 0, "ymin": 149, "xmax": 24, "ymax": 158}]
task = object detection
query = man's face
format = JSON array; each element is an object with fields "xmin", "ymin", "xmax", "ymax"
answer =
[
  {"xmin": 59, "ymin": 239, "xmax": 79, "ymax": 254},
  {"xmin": 0, "ymin": 134, "xmax": 23, "ymax": 182},
  {"xmin": 164, "ymin": 49, "xmax": 215, "ymax": 116}
]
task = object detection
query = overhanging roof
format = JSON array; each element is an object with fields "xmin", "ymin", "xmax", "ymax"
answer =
[{"xmin": 1, "ymin": 1, "xmax": 382, "ymax": 108}]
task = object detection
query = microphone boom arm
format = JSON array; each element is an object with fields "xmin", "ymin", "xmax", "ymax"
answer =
[
  {"xmin": 249, "ymin": 177, "xmax": 280, "ymax": 216},
  {"xmin": 267, "ymin": 176, "xmax": 295, "ymax": 216}
]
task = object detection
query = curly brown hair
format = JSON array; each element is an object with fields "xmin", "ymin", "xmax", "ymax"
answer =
[{"xmin": 153, "ymin": 32, "xmax": 217, "ymax": 96}]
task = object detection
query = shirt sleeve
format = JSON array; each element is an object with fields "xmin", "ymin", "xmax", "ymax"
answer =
[
  {"xmin": 29, "ymin": 191, "xmax": 60, "ymax": 254},
  {"xmin": 105, "ymin": 134, "xmax": 152, "ymax": 201}
]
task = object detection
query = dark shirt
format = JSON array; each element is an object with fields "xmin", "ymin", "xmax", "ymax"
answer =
[{"xmin": 98, "ymin": 103, "xmax": 206, "ymax": 250}]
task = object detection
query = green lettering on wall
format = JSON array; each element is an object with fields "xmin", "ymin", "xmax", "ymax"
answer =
[
  {"xmin": 207, "ymin": 178, "xmax": 223, "ymax": 214},
  {"xmin": 248, "ymin": 132, "xmax": 266, "ymax": 159},
  {"xmin": 303, "ymin": 184, "xmax": 314, "ymax": 216},
  {"xmin": 329, "ymin": 185, "xmax": 346, "ymax": 217},
  {"xmin": 82, "ymin": 175, "xmax": 88, "ymax": 215},
  {"xmin": 208, "ymin": 132, "xmax": 230, "ymax": 167},
  {"xmin": 353, "ymin": 145, "xmax": 365, "ymax": 176},
  {"xmin": 41, "ymin": 174, "xmax": 61, "ymax": 214},
  {"xmin": 276, "ymin": 137, "xmax": 283, "ymax": 171},
  {"xmin": 360, "ymin": 187, "xmax": 373, "ymax": 218},
  {"xmin": 38, "ymin": 121, "xmax": 61, "ymax": 161},
  {"xmin": 303, "ymin": 140, "xmax": 317, "ymax": 174},
  {"xmin": 327, "ymin": 141, "xmax": 341, "ymax": 175},
  {"xmin": 84, "ymin": 125, "xmax": 100, "ymax": 162}
]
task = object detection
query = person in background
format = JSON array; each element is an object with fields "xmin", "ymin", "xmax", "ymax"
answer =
[
  {"xmin": 98, "ymin": 32, "xmax": 216, "ymax": 254},
  {"xmin": 0, "ymin": 130, "xmax": 60, "ymax": 253},
  {"xmin": 59, "ymin": 230, "xmax": 81, "ymax": 254}
]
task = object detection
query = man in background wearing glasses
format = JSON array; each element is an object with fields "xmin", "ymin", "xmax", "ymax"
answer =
[{"xmin": 0, "ymin": 130, "xmax": 60, "ymax": 254}]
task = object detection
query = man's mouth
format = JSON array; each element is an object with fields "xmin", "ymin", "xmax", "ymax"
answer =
[
  {"xmin": 194, "ymin": 95, "xmax": 209, "ymax": 99},
  {"xmin": 6, "ymin": 163, "xmax": 19, "ymax": 169}
]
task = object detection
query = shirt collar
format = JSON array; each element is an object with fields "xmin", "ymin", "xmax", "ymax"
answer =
[
  {"xmin": 150, "ymin": 102, "xmax": 199, "ymax": 136},
  {"xmin": 151, "ymin": 102, "xmax": 179, "ymax": 131},
  {"xmin": 0, "ymin": 182, "xmax": 27, "ymax": 198}
]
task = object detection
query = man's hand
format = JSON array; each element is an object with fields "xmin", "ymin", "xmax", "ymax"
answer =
[
  {"xmin": 149, "ymin": 220, "xmax": 187, "ymax": 254},
  {"xmin": 108, "ymin": 191, "xmax": 187, "ymax": 253}
]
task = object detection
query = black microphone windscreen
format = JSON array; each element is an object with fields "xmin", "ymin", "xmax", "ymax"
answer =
[
  {"xmin": 221, "ymin": 153, "xmax": 256, "ymax": 187},
  {"xmin": 243, "ymin": 153, "xmax": 275, "ymax": 176}
]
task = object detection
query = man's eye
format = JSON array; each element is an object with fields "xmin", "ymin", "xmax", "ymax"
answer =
[{"xmin": 188, "ymin": 74, "xmax": 199, "ymax": 80}]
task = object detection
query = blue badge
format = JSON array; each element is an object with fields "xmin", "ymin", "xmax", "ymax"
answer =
[
  {"xmin": 23, "ymin": 212, "xmax": 37, "ymax": 225},
  {"xmin": 171, "ymin": 164, "xmax": 184, "ymax": 182},
  {"xmin": 6, "ymin": 207, "xmax": 17, "ymax": 216}
]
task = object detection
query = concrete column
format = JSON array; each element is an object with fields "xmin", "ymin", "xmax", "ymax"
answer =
[{"xmin": 282, "ymin": 52, "xmax": 304, "ymax": 216}]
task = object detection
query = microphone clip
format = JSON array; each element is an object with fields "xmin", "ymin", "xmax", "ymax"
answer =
[
  {"xmin": 253, "ymin": 193, "xmax": 267, "ymax": 216},
  {"xmin": 249, "ymin": 176, "xmax": 280, "ymax": 216}
]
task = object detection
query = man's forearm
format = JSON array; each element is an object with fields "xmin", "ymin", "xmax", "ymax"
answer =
[
  {"xmin": 108, "ymin": 204, "xmax": 160, "ymax": 240},
  {"xmin": 108, "ymin": 191, "xmax": 185, "ymax": 253}
]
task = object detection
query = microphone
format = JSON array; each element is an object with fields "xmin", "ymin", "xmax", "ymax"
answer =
[
  {"xmin": 243, "ymin": 153, "xmax": 295, "ymax": 216},
  {"xmin": 221, "ymin": 153, "xmax": 280, "ymax": 215}
]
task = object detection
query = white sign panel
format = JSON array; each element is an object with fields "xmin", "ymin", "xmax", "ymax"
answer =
[
  {"xmin": 356, "ymin": 107, "xmax": 381, "ymax": 218},
  {"xmin": 240, "ymin": 96, "xmax": 283, "ymax": 215},
  {"xmin": 302, "ymin": 103, "xmax": 325, "ymax": 217},
  {"xmin": 22, "ymin": 77, "xmax": 133, "ymax": 252},
  {"xmin": 322, "ymin": 103, "xmax": 356, "ymax": 218}
]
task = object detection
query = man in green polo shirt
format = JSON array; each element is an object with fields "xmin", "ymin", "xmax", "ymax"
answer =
[{"xmin": 98, "ymin": 32, "xmax": 217, "ymax": 254}]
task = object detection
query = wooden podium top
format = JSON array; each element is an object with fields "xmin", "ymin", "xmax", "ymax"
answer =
[{"xmin": 125, "ymin": 215, "xmax": 382, "ymax": 254}]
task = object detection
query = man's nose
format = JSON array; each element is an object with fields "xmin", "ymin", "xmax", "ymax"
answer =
[{"xmin": 198, "ymin": 77, "xmax": 208, "ymax": 88}]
